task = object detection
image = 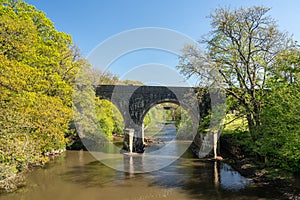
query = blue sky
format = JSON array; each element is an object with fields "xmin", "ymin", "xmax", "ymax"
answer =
[{"xmin": 24, "ymin": 0, "xmax": 300, "ymax": 86}]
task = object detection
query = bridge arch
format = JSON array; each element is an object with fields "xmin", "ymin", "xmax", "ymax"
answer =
[{"xmin": 96, "ymin": 85, "xmax": 200, "ymax": 152}]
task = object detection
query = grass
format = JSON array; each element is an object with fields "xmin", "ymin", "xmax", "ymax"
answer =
[{"xmin": 223, "ymin": 113, "xmax": 248, "ymax": 133}]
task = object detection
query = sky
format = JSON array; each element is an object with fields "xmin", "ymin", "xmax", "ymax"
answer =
[{"xmin": 24, "ymin": 0, "xmax": 300, "ymax": 86}]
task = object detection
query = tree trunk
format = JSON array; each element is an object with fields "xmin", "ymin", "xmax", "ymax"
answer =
[
  {"xmin": 246, "ymin": 113, "xmax": 256, "ymax": 140},
  {"xmin": 247, "ymin": 109, "xmax": 262, "ymax": 141}
]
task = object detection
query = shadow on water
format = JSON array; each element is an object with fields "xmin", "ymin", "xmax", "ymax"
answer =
[{"xmin": 144, "ymin": 149, "xmax": 283, "ymax": 200}]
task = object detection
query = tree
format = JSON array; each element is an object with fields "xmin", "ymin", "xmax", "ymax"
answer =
[
  {"xmin": 95, "ymin": 99, "xmax": 124, "ymax": 139},
  {"xmin": 177, "ymin": 6, "xmax": 295, "ymax": 140},
  {"xmin": 253, "ymin": 49, "xmax": 300, "ymax": 172},
  {"xmin": 255, "ymin": 82, "xmax": 300, "ymax": 172},
  {"xmin": 98, "ymin": 71, "xmax": 119, "ymax": 85},
  {"xmin": 0, "ymin": 0, "xmax": 82, "ymax": 190},
  {"xmin": 272, "ymin": 49, "xmax": 300, "ymax": 84}
]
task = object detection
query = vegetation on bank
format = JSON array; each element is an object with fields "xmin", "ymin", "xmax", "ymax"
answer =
[
  {"xmin": 222, "ymin": 81, "xmax": 300, "ymax": 175},
  {"xmin": 0, "ymin": 0, "xmax": 127, "ymax": 191},
  {"xmin": 0, "ymin": 0, "xmax": 299, "ymax": 193},
  {"xmin": 0, "ymin": 0, "xmax": 164, "ymax": 191},
  {"xmin": 177, "ymin": 6, "xmax": 300, "ymax": 174},
  {"xmin": 0, "ymin": 0, "xmax": 79, "ymax": 191}
]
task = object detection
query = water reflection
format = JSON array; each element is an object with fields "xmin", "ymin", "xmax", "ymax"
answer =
[
  {"xmin": 62, "ymin": 151, "xmax": 252, "ymax": 194},
  {"xmin": 89, "ymin": 123, "xmax": 193, "ymax": 173},
  {"xmin": 214, "ymin": 161, "xmax": 220, "ymax": 189},
  {"xmin": 219, "ymin": 162, "xmax": 252, "ymax": 190},
  {"xmin": 0, "ymin": 122, "xmax": 281, "ymax": 200},
  {"xmin": 0, "ymin": 150, "xmax": 284, "ymax": 200}
]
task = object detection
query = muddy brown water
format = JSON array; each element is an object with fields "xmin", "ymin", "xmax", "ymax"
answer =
[{"xmin": 0, "ymin": 124, "xmax": 285, "ymax": 200}]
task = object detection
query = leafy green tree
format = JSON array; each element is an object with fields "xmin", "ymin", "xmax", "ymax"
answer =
[
  {"xmin": 254, "ymin": 49, "xmax": 300, "ymax": 172},
  {"xmin": 95, "ymin": 99, "xmax": 124, "ymax": 139},
  {"xmin": 177, "ymin": 6, "xmax": 295, "ymax": 140},
  {"xmin": 98, "ymin": 71, "xmax": 119, "ymax": 85},
  {"xmin": 72, "ymin": 59, "xmax": 100, "ymax": 138},
  {"xmin": 73, "ymin": 64, "xmax": 125, "ymax": 145},
  {"xmin": 256, "ymin": 82, "xmax": 300, "ymax": 172},
  {"xmin": 272, "ymin": 49, "xmax": 300, "ymax": 84},
  {"xmin": 0, "ymin": 0, "xmax": 82, "ymax": 189},
  {"xmin": 121, "ymin": 79, "xmax": 143, "ymax": 85}
]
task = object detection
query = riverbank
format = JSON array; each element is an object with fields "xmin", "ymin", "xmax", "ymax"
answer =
[
  {"xmin": 0, "ymin": 173, "xmax": 25, "ymax": 193},
  {"xmin": 220, "ymin": 136, "xmax": 300, "ymax": 200},
  {"xmin": 0, "ymin": 149, "xmax": 66, "ymax": 193}
]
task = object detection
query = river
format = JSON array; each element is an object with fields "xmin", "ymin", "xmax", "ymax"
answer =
[{"xmin": 0, "ymin": 124, "xmax": 284, "ymax": 200}]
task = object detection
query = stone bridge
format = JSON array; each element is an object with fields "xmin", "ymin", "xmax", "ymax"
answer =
[{"xmin": 95, "ymin": 85, "xmax": 211, "ymax": 153}]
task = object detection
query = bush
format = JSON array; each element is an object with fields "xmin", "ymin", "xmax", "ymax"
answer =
[{"xmin": 255, "ymin": 84, "xmax": 300, "ymax": 173}]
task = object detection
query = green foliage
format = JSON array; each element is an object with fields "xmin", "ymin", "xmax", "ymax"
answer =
[
  {"xmin": 95, "ymin": 98, "xmax": 124, "ymax": 139},
  {"xmin": 143, "ymin": 112, "xmax": 151, "ymax": 127},
  {"xmin": 72, "ymin": 61, "xmax": 100, "ymax": 138},
  {"xmin": 98, "ymin": 71, "xmax": 119, "ymax": 85},
  {"xmin": 222, "ymin": 49, "xmax": 300, "ymax": 173},
  {"xmin": 251, "ymin": 49, "xmax": 300, "ymax": 173},
  {"xmin": 222, "ymin": 114, "xmax": 253, "ymax": 156},
  {"xmin": 143, "ymin": 104, "xmax": 166, "ymax": 127},
  {"xmin": 95, "ymin": 69, "xmax": 143, "ymax": 86},
  {"xmin": 73, "ymin": 65, "xmax": 124, "ymax": 142},
  {"xmin": 121, "ymin": 79, "xmax": 143, "ymax": 85},
  {"xmin": 0, "ymin": 0, "xmax": 82, "ymax": 189},
  {"xmin": 174, "ymin": 106, "xmax": 194, "ymax": 140},
  {"xmin": 177, "ymin": 5, "xmax": 300, "ymax": 174},
  {"xmin": 272, "ymin": 50, "xmax": 300, "ymax": 84},
  {"xmin": 143, "ymin": 104, "xmax": 171, "ymax": 138},
  {"xmin": 223, "ymin": 114, "xmax": 248, "ymax": 132},
  {"xmin": 177, "ymin": 6, "xmax": 295, "ymax": 140},
  {"xmin": 255, "ymin": 83, "xmax": 300, "ymax": 173},
  {"xmin": 0, "ymin": 0, "xmax": 143, "ymax": 191}
]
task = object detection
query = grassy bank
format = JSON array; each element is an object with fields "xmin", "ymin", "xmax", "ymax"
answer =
[{"xmin": 220, "ymin": 114, "xmax": 300, "ymax": 199}]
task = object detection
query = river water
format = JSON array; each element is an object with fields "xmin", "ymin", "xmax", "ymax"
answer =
[{"xmin": 0, "ymin": 124, "xmax": 284, "ymax": 200}]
